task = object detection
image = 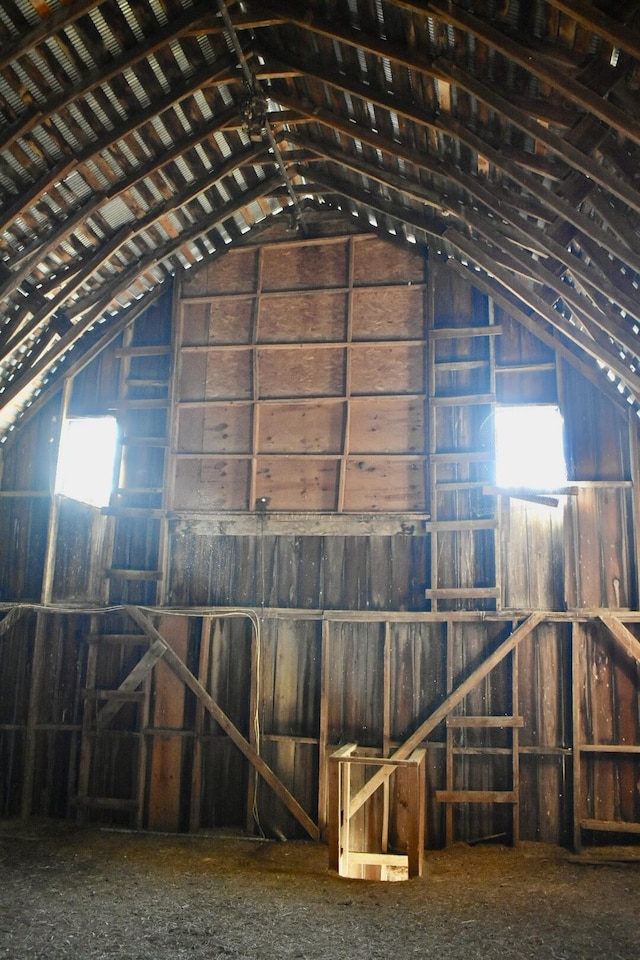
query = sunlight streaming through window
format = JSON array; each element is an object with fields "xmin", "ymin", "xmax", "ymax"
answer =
[
  {"xmin": 54, "ymin": 417, "xmax": 119, "ymax": 508},
  {"xmin": 495, "ymin": 405, "xmax": 567, "ymax": 489}
]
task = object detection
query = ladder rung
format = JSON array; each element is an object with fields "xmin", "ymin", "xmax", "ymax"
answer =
[
  {"xmin": 83, "ymin": 690, "xmax": 146, "ymax": 702},
  {"xmin": 110, "ymin": 399, "xmax": 170, "ymax": 410},
  {"xmin": 105, "ymin": 569, "xmax": 163, "ymax": 580},
  {"xmin": 447, "ymin": 716, "xmax": 524, "ymax": 728},
  {"xmin": 115, "ymin": 346, "xmax": 171, "ymax": 357},
  {"xmin": 435, "ymin": 360, "xmax": 489, "ymax": 371},
  {"xmin": 76, "ymin": 796, "xmax": 138, "ymax": 810},
  {"xmin": 115, "ymin": 487, "xmax": 164, "ymax": 495},
  {"xmin": 496, "ymin": 362, "xmax": 555, "ymax": 374},
  {"xmin": 120, "ymin": 437, "xmax": 168, "ymax": 446},
  {"xmin": 436, "ymin": 790, "xmax": 517, "ymax": 803},
  {"xmin": 126, "ymin": 379, "xmax": 169, "ymax": 387},
  {"xmin": 431, "ymin": 452, "xmax": 493, "ymax": 463},
  {"xmin": 85, "ymin": 634, "xmax": 149, "ymax": 645},
  {"xmin": 580, "ymin": 818, "xmax": 640, "ymax": 834},
  {"xmin": 425, "ymin": 519, "xmax": 497, "ymax": 531},
  {"xmin": 102, "ymin": 507, "xmax": 165, "ymax": 518},
  {"xmin": 430, "ymin": 394, "xmax": 495, "ymax": 406},
  {"xmin": 425, "ymin": 587, "xmax": 501, "ymax": 599},
  {"xmin": 435, "ymin": 481, "xmax": 489, "ymax": 491},
  {"xmin": 430, "ymin": 325, "xmax": 502, "ymax": 340}
]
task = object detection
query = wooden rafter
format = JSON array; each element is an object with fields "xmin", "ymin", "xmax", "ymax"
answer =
[{"xmin": 397, "ymin": 0, "xmax": 640, "ymax": 150}]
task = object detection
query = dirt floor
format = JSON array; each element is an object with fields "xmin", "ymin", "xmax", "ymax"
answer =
[{"xmin": 1, "ymin": 821, "xmax": 639, "ymax": 960}]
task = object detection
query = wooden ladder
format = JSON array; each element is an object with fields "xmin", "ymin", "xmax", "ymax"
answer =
[
  {"xmin": 426, "ymin": 307, "xmax": 501, "ymax": 611},
  {"xmin": 77, "ymin": 300, "xmax": 173, "ymax": 823},
  {"xmin": 103, "ymin": 322, "xmax": 172, "ymax": 606},
  {"xmin": 76, "ymin": 615, "xmax": 154, "ymax": 827},
  {"xmin": 438, "ymin": 624, "xmax": 521, "ymax": 845}
]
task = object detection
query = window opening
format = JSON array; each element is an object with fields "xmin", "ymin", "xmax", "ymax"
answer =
[
  {"xmin": 54, "ymin": 416, "xmax": 119, "ymax": 507},
  {"xmin": 494, "ymin": 405, "xmax": 567, "ymax": 489}
]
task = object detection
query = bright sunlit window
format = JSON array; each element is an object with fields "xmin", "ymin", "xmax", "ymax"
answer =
[
  {"xmin": 54, "ymin": 416, "xmax": 119, "ymax": 508},
  {"xmin": 495, "ymin": 405, "xmax": 567, "ymax": 490}
]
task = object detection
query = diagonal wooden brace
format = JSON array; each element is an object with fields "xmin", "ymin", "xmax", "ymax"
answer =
[
  {"xmin": 0, "ymin": 605, "xmax": 26, "ymax": 639},
  {"xmin": 598, "ymin": 614, "xmax": 640, "ymax": 666},
  {"xmin": 350, "ymin": 613, "xmax": 544, "ymax": 818},
  {"xmin": 96, "ymin": 638, "xmax": 167, "ymax": 729},
  {"xmin": 126, "ymin": 606, "xmax": 319, "ymax": 840}
]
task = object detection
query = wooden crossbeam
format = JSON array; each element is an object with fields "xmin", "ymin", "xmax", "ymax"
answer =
[
  {"xmin": 126, "ymin": 607, "xmax": 319, "ymax": 840},
  {"xmin": 349, "ymin": 614, "xmax": 543, "ymax": 818}
]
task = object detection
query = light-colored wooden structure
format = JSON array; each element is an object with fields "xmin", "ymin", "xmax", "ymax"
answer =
[{"xmin": 329, "ymin": 743, "xmax": 426, "ymax": 880}]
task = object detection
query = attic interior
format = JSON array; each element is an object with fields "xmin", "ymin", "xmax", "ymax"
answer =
[{"xmin": 2, "ymin": 0, "xmax": 640, "ymax": 880}]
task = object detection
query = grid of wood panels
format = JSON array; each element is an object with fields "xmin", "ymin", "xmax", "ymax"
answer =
[{"xmin": 171, "ymin": 235, "xmax": 428, "ymax": 513}]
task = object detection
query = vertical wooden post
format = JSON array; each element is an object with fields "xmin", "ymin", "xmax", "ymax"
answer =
[
  {"xmin": 337, "ymin": 236, "xmax": 354, "ymax": 512},
  {"xmin": 407, "ymin": 749, "xmax": 426, "ymax": 878},
  {"xmin": 317, "ymin": 619, "xmax": 331, "ymax": 838},
  {"xmin": 511, "ymin": 643, "xmax": 520, "ymax": 845},
  {"xmin": 628, "ymin": 411, "xmax": 640, "ymax": 607},
  {"xmin": 249, "ymin": 247, "xmax": 263, "ymax": 510},
  {"xmin": 76, "ymin": 615, "xmax": 99, "ymax": 823},
  {"xmin": 246, "ymin": 615, "xmax": 259, "ymax": 833},
  {"xmin": 381, "ymin": 620, "xmax": 392, "ymax": 853},
  {"xmin": 445, "ymin": 620, "xmax": 454, "ymax": 845},
  {"xmin": 571, "ymin": 621, "xmax": 583, "ymax": 852},
  {"xmin": 190, "ymin": 617, "xmax": 211, "ymax": 830}
]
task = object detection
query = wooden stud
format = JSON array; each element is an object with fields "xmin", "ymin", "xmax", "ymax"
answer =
[{"xmin": 571, "ymin": 621, "xmax": 583, "ymax": 853}]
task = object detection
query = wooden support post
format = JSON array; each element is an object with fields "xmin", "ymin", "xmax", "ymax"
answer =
[
  {"xmin": 246, "ymin": 613, "xmax": 259, "ymax": 833},
  {"xmin": 317, "ymin": 619, "xmax": 331, "ymax": 838},
  {"xmin": 382, "ymin": 620, "xmax": 391, "ymax": 853},
  {"xmin": 511, "ymin": 642, "xmax": 520, "ymax": 846},
  {"xmin": 571, "ymin": 621, "xmax": 583, "ymax": 853},
  {"xmin": 20, "ymin": 612, "xmax": 48, "ymax": 819},
  {"xmin": 406, "ymin": 748, "xmax": 426, "ymax": 878},
  {"xmin": 190, "ymin": 617, "xmax": 211, "ymax": 831},
  {"xmin": 445, "ymin": 620, "xmax": 454, "ymax": 845}
]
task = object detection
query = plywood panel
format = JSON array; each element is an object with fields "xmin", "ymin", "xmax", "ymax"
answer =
[
  {"xmin": 258, "ymin": 401, "xmax": 344, "ymax": 453},
  {"xmin": 351, "ymin": 286, "xmax": 424, "ymax": 340},
  {"xmin": 255, "ymin": 458, "xmax": 339, "ymax": 510},
  {"xmin": 179, "ymin": 351, "xmax": 253, "ymax": 402},
  {"xmin": 174, "ymin": 459, "xmax": 250, "ymax": 510},
  {"xmin": 349, "ymin": 397, "xmax": 424, "ymax": 453},
  {"xmin": 350, "ymin": 343, "xmax": 424, "ymax": 395},
  {"xmin": 182, "ymin": 248, "xmax": 258, "ymax": 296},
  {"xmin": 352, "ymin": 236, "xmax": 424, "ymax": 285},
  {"xmin": 343, "ymin": 458, "xmax": 425, "ymax": 511},
  {"xmin": 261, "ymin": 240, "xmax": 349, "ymax": 290},
  {"xmin": 182, "ymin": 299, "xmax": 254, "ymax": 346},
  {"xmin": 259, "ymin": 291, "xmax": 348, "ymax": 342},
  {"xmin": 176, "ymin": 405, "xmax": 252, "ymax": 454},
  {"xmin": 258, "ymin": 347, "xmax": 345, "ymax": 398}
]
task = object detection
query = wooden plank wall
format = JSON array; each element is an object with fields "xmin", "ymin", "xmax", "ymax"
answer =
[{"xmin": 1, "ymin": 227, "xmax": 640, "ymax": 849}]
